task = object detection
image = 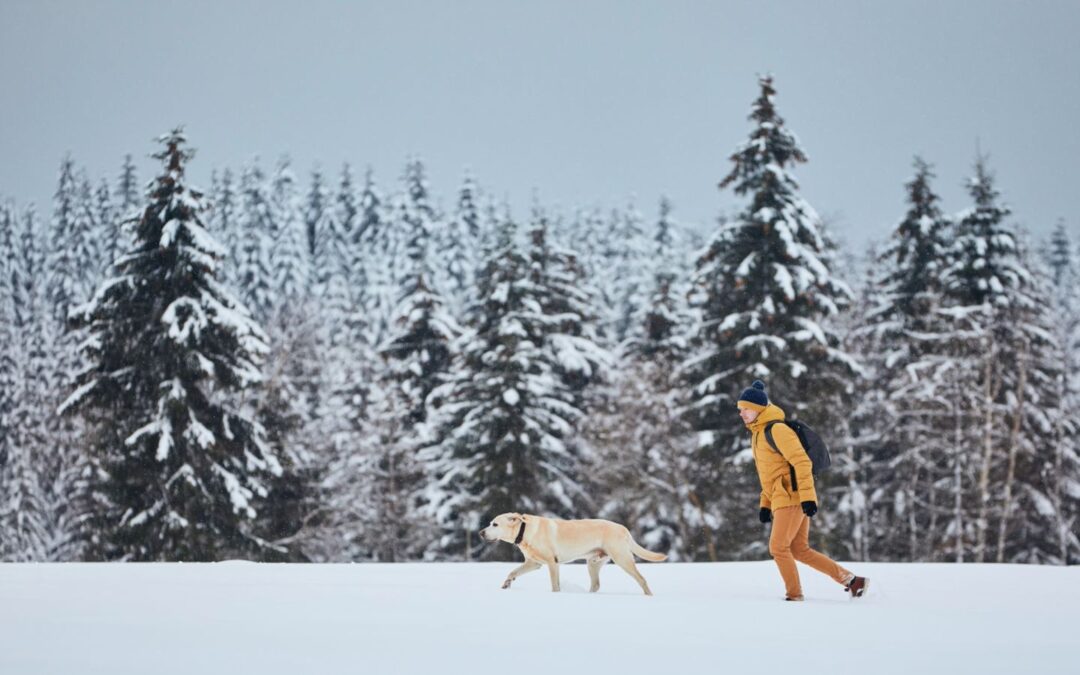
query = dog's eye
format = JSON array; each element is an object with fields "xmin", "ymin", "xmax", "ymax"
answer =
[{"xmin": 490, "ymin": 522, "xmax": 496, "ymax": 527}]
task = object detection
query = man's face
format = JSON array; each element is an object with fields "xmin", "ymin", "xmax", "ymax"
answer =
[{"xmin": 738, "ymin": 407, "xmax": 759, "ymax": 424}]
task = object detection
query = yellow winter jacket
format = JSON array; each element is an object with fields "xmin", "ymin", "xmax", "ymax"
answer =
[{"xmin": 747, "ymin": 404, "xmax": 817, "ymax": 510}]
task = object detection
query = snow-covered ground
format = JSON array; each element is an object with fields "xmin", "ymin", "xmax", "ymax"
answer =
[{"xmin": 1, "ymin": 560, "xmax": 1075, "ymax": 674}]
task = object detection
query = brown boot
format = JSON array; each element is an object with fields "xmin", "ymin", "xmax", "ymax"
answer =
[{"xmin": 845, "ymin": 576, "xmax": 869, "ymax": 598}]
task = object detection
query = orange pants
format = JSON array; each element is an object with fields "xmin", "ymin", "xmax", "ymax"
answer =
[{"xmin": 769, "ymin": 505, "xmax": 851, "ymax": 598}]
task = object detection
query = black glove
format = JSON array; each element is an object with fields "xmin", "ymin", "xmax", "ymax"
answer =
[
  {"xmin": 759, "ymin": 507, "xmax": 771, "ymax": 524},
  {"xmin": 801, "ymin": 501, "xmax": 818, "ymax": 518}
]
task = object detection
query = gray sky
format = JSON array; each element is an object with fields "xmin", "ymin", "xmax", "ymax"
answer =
[{"xmin": 2, "ymin": 0, "xmax": 1078, "ymax": 250}]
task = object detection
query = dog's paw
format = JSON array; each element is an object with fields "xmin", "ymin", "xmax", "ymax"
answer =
[{"xmin": 501, "ymin": 579, "xmax": 512, "ymax": 590}]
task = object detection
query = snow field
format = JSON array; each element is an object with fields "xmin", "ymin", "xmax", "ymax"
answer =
[{"xmin": 1, "ymin": 561, "xmax": 1076, "ymax": 675}]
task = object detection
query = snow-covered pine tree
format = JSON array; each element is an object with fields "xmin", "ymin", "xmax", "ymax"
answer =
[
  {"xmin": 310, "ymin": 167, "xmax": 353, "ymax": 326},
  {"xmin": 681, "ymin": 75, "xmax": 859, "ymax": 561},
  {"xmin": 294, "ymin": 165, "xmax": 373, "ymax": 562},
  {"xmin": 342, "ymin": 162, "xmax": 460, "ymax": 561},
  {"xmin": 827, "ymin": 246, "xmax": 884, "ymax": 562},
  {"xmin": 424, "ymin": 210, "xmax": 588, "ymax": 560},
  {"xmin": 115, "ymin": 154, "xmax": 140, "ymax": 216},
  {"xmin": 0, "ymin": 199, "xmax": 17, "ymax": 473},
  {"xmin": 382, "ymin": 187, "xmax": 458, "ymax": 424},
  {"xmin": 72, "ymin": 171, "xmax": 102, "ymax": 302},
  {"xmin": 931, "ymin": 154, "xmax": 1066, "ymax": 563},
  {"xmin": 990, "ymin": 231, "xmax": 1074, "ymax": 564},
  {"xmin": 623, "ymin": 196, "xmax": 692, "ymax": 357},
  {"xmin": 302, "ymin": 167, "xmax": 326, "ymax": 258},
  {"xmin": 1043, "ymin": 222, "xmax": 1080, "ymax": 563},
  {"xmin": 330, "ymin": 163, "xmax": 362, "ymax": 322},
  {"xmin": 587, "ymin": 196, "xmax": 699, "ymax": 560},
  {"xmin": 859, "ymin": 157, "xmax": 955, "ymax": 561},
  {"xmin": 36, "ymin": 159, "xmax": 96, "ymax": 560},
  {"xmin": 252, "ymin": 157, "xmax": 319, "ymax": 560},
  {"xmin": 367, "ymin": 159, "xmax": 439, "ymax": 348},
  {"xmin": 946, "ymin": 157, "xmax": 1024, "ymax": 308},
  {"xmin": 0, "ymin": 199, "xmax": 52, "ymax": 562},
  {"xmin": 527, "ymin": 203, "xmax": 608, "ymax": 397},
  {"xmin": 336, "ymin": 162, "xmax": 360, "ymax": 244},
  {"xmin": 309, "ymin": 164, "xmax": 365, "ymax": 441},
  {"xmin": 269, "ymin": 157, "xmax": 311, "ymax": 304},
  {"xmin": 208, "ymin": 168, "xmax": 240, "ymax": 289},
  {"xmin": 61, "ymin": 128, "xmax": 285, "ymax": 561},
  {"xmin": 236, "ymin": 160, "xmax": 275, "ymax": 323},
  {"xmin": 93, "ymin": 178, "xmax": 116, "ymax": 279},
  {"xmin": 609, "ymin": 201, "xmax": 651, "ymax": 344},
  {"xmin": 347, "ymin": 167, "xmax": 385, "ymax": 343},
  {"xmin": 46, "ymin": 157, "xmax": 80, "ymax": 325},
  {"xmin": 106, "ymin": 155, "xmax": 140, "ymax": 287},
  {"xmin": 437, "ymin": 170, "xmax": 481, "ymax": 315}
]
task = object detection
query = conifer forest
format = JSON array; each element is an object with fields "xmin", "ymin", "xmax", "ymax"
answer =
[{"xmin": 2, "ymin": 76, "xmax": 1078, "ymax": 565}]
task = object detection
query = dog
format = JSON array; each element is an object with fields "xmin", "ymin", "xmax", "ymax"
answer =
[{"xmin": 479, "ymin": 513, "xmax": 667, "ymax": 595}]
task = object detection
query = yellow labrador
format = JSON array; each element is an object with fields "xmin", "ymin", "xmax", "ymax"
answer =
[{"xmin": 480, "ymin": 513, "xmax": 667, "ymax": 595}]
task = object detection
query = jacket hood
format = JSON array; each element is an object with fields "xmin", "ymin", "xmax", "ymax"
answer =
[{"xmin": 747, "ymin": 403, "xmax": 786, "ymax": 432}]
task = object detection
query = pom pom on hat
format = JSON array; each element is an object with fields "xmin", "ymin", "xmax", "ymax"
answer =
[{"xmin": 737, "ymin": 379, "xmax": 769, "ymax": 411}]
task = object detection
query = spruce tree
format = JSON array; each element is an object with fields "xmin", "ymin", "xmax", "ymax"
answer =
[
  {"xmin": 624, "ymin": 197, "xmax": 691, "ymax": 358},
  {"xmin": 610, "ymin": 201, "xmax": 650, "ymax": 343},
  {"xmin": 236, "ymin": 160, "xmax": 275, "ymax": 322},
  {"xmin": 310, "ymin": 169, "xmax": 351, "ymax": 317},
  {"xmin": 587, "ymin": 196, "xmax": 698, "ymax": 560},
  {"xmin": 93, "ymin": 177, "xmax": 116, "ymax": 278},
  {"xmin": 928, "ymin": 155, "xmax": 1066, "ymax": 563},
  {"xmin": 438, "ymin": 170, "xmax": 481, "ymax": 314},
  {"xmin": 1043, "ymin": 222, "xmax": 1080, "ymax": 563},
  {"xmin": 255, "ymin": 157, "xmax": 319, "ymax": 559},
  {"xmin": 61, "ymin": 128, "xmax": 284, "ymax": 561},
  {"xmin": 115, "ymin": 155, "xmax": 141, "ymax": 221},
  {"xmin": 358, "ymin": 166, "xmax": 397, "ymax": 345},
  {"xmin": 0, "ymin": 200, "xmax": 17, "ymax": 478},
  {"xmin": 382, "ymin": 196, "xmax": 458, "ymax": 424},
  {"xmin": 46, "ymin": 157, "xmax": 80, "ymax": 324},
  {"xmin": 527, "ymin": 203, "xmax": 608, "ymax": 397},
  {"xmin": 72, "ymin": 172, "xmax": 102, "ymax": 301},
  {"xmin": 351, "ymin": 167, "xmax": 459, "ymax": 560},
  {"xmin": 859, "ymin": 158, "xmax": 954, "ymax": 560},
  {"xmin": 336, "ymin": 162, "xmax": 360, "ymax": 244},
  {"xmin": 682, "ymin": 75, "xmax": 858, "ymax": 560},
  {"xmin": 208, "ymin": 168, "xmax": 240, "ymax": 289},
  {"xmin": 0, "ymin": 203, "xmax": 52, "ymax": 561},
  {"xmin": 269, "ymin": 157, "xmax": 311, "ymax": 304},
  {"xmin": 424, "ymin": 212, "xmax": 587, "ymax": 560}
]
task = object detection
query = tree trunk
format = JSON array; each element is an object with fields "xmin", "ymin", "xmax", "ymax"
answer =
[
  {"xmin": 974, "ymin": 346, "xmax": 997, "ymax": 563},
  {"xmin": 686, "ymin": 491, "xmax": 718, "ymax": 562},
  {"xmin": 996, "ymin": 338, "xmax": 1029, "ymax": 562},
  {"xmin": 952, "ymin": 366, "xmax": 966, "ymax": 564}
]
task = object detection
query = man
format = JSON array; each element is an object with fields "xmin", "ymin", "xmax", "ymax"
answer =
[{"xmin": 737, "ymin": 379, "xmax": 869, "ymax": 601}]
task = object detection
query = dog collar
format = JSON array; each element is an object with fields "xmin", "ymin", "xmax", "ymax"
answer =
[{"xmin": 513, "ymin": 521, "xmax": 526, "ymax": 545}]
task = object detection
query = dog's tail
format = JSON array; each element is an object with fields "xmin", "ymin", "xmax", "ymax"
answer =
[{"xmin": 630, "ymin": 538, "xmax": 667, "ymax": 562}]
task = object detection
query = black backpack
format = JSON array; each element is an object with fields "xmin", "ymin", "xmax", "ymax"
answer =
[{"xmin": 763, "ymin": 419, "xmax": 832, "ymax": 490}]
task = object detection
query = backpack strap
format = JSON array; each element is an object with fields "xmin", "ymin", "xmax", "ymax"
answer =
[
  {"xmin": 763, "ymin": 420, "xmax": 799, "ymax": 493},
  {"xmin": 763, "ymin": 421, "xmax": 783, "ymax": 454}
]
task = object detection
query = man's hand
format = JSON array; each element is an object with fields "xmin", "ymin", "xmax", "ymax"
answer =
[
  {"xmin": 759, "ymin": 507, "xmax": 772, "ymax": 524},
  {"xmin": 801, "ymin": 501, "xmax": 817, "ymax": 518}
]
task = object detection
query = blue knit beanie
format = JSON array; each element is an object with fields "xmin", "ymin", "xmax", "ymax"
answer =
[{"xmin": 737, "ymin": 380, "xmax": 769, "ymax": 411}]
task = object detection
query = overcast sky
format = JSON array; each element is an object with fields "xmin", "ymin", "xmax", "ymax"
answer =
[{"xmin": 2, "ymin": 0, "xmax": 1078, "ymax": 250}]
